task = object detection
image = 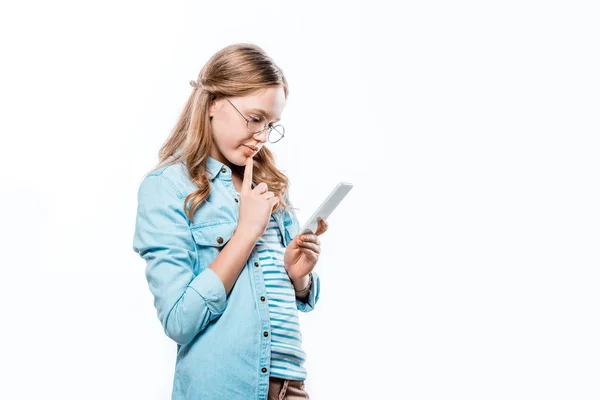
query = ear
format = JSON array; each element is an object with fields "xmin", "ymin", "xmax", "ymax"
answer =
[{"xmin": 209, "ymin": 99, "xmax": 216, "ymax": 118}]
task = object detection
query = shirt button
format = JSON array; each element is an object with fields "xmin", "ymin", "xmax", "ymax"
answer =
[
  {"xmin": 254, "ymin": 261, "xmax": 259, "ymax": 267},
  {"xmin": 234, "ymin": 198, "xmax": 239, "ymax": 203},
  {"xmin": 260, "ymin": 296, "xmax": 266, "ymax": 302},
  {"xmin": 216, "ymin": 237, "xmax": 224, "ymax": 244},
  {"xmin": 221, "ymin": 167, "xmax": 227, "ymax": 173},
  {"xmin": 263, "ymin": 331, "xmax": 269, "ymax": 337},
  {"xmin": 261, "ymin": 367, "xmax": 267, "ymax": 373}
]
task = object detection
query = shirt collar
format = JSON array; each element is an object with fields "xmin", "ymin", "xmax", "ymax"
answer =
[
  {"xmin": 206, "ymin": 155, "xmax": 229, "ymax": 181},
  {"xmin": 204, "ymin": 155, "xmax": 286, "ymax": 216}
]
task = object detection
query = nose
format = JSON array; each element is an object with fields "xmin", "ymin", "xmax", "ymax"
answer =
[{"xmin": 252, "ymin": 127, "xmax": 269, "ymax": 143}]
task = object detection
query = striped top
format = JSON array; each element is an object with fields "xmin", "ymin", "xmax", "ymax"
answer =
[{"xmin": 256, "ymin": 214, "xmax": 307, "ymax": 381}]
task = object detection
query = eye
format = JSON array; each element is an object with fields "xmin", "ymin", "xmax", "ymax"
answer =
[{"xmin": 250, "ymin": 115, "xmax": 265, "ymax": 123}]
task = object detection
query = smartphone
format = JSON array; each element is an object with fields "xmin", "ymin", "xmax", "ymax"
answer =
[{"xmin": 299, "ymin": 182, "xmax": 354, "ymax": 235}]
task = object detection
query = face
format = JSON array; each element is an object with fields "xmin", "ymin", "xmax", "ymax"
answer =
[{"xmin": 208, "ymin": 85, "xmax": 286, "ymax": 171}]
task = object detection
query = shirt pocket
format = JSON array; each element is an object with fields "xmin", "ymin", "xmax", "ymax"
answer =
[{"xmin": 190, "ymin": 220, "xmax": 238, "ymax": 272}]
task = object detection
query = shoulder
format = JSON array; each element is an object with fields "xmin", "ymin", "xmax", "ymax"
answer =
[
  {"xmin": 139, "ymin": 161, "xmax": 197, "ymax": 201},
  {"xmin": 137, "ymin": 161, "xmax": 229, "ymax": 226}
]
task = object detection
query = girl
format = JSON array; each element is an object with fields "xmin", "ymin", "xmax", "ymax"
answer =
[{"xmin": 133, "ymin": 43, "xmax": 328, "ymax": 400}]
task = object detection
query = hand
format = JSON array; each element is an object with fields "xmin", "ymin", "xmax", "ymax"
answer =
[
  {"xmin": 284, "ymin": 217, "xmax": 329, "ymax": 282},
  {"xmin": 237, "ymin": 156, "xmax": 280, "ymax": 240}
]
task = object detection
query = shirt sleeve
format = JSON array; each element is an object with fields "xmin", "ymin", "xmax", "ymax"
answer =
[
  {"xmin": 132, "ymin": 173, "xmax": 227, "ymax": 345},
  {"xmin": 296, "ymin": 270, "xmax": 321, "ymax": 313},
  {"xmin": 283, "ymin": 190, "xmax": 322, "ymax": 313}
]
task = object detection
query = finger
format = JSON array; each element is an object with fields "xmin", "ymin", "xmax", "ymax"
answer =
[
  {"xmin": 297, "ymin": 240, "xmax": 320, "ymax": 254},
  {"xmin": 269, "ymin": 196, "xmax": 280, "ymax": 212},
  {"xmin": 242, "ymin": 155, "xmax": 253, "ymax": 192},
  {"xmin": 299, "ymin": 234, "xmax": 320, "ymax": 245},
  {"xmin": 297, "ymin": 250, "xmax": 318, "ymax": 262},
  {"xmin": 315, "ymin": 218, "xmax": 329, "ymax": 236},
  {"xmin": 254, "ymin": 182, "xmax": 268, "ymax": 194},
  {"xmin": 298, "ymin": 246, "xmax": 320, "ymax": 259}
]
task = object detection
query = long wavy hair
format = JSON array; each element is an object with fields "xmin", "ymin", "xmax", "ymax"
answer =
[{"xmin": 151, "ymin": 43, "xmax": 297, "ymax": 224}]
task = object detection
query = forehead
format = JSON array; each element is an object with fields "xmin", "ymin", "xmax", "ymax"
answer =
[{"xmin": 236, "ymin": 86, "xmax": 286, "ymax": 119}]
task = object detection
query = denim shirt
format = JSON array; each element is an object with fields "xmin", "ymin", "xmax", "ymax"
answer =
[{"xmin": 132, "ymin": 155, "xmax": 320, "ymax": 399}]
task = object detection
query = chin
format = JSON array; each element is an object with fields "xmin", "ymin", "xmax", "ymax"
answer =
[
  {"xmin": 230, "ymin": 153, "xmax": 249, "ymax": 167},
  {"xmin": 229, "ymin": 146, "xmax": 257, "ymax": 166}
]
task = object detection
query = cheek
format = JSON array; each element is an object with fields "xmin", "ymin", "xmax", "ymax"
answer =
[{"xmin": 212, "ymin": 122, "xmax": 242, "ymax": 145}]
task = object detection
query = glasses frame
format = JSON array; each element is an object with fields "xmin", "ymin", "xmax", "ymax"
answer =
[{"xmin": 224, "ymin": 97, "xmax": 285, "ymax": 143}]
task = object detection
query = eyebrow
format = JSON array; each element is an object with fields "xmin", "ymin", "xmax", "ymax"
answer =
[{"xmin": 248, "ymin": 108, "xmax": 281, "ymax": 122}]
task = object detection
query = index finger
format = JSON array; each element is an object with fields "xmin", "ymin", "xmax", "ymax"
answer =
[{"xmin": 242, "ymin": 154, "xmax": 253, "ymax": 192}]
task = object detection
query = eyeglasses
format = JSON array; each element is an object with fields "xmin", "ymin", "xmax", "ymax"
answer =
[{"xmin": 224, "ymin": 97, "xmax": 285, "ymax": 143}]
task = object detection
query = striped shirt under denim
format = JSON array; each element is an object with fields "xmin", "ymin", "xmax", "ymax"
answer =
[{"xmin": 256, "ymin": 215, "xmax": 307, "ymax": 380}]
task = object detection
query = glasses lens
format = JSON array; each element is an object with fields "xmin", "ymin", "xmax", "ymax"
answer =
[
  {"xmin": 247, "ymin": 115, "xmax": 267, "ymax": 135},
  {"xmin": 268, "ymin": 125, "xmax": 284, "ymax": 143},
  {"xmin": 247, "ymin": 115, "xmax": 284, "ymax": 143}
]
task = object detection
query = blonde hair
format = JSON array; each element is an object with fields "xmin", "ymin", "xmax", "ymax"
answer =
[{"xmin": 151, "ymin": 43, "xmax": 298, "ymax": 224}]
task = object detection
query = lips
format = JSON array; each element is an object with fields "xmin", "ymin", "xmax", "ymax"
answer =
[
  {"xmin": 244, "ymin": 145, "xmax": 258, "ymax": 151},
  {"xmin": 243, "ymin": 146, "xmax": 258, "ymax": 156}
]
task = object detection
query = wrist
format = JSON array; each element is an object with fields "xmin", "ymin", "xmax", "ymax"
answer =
[
  {"xmin": 293, "ymin": 273, "xmax": 312, "ymax": 294},
  {"xmin": 233, "ymin": 226, "xmax": 259, "ymax": 245}
]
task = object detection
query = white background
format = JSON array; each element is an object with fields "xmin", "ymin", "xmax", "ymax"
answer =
[{"xmin": 1, "ymin": 0, "xmax": 599, "ymax": 399}]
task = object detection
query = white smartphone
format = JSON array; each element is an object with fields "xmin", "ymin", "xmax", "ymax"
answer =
[{"xmin": 299, "ymin": 182, "xmax": 354, "ymax": 235}]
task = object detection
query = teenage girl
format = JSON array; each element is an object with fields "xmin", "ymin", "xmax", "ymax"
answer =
[{"xmin": 133, "ymin": 43, "xmax": 328, "ymax": 400}]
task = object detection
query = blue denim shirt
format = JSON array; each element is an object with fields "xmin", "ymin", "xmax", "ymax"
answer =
[{"xmin": 132, "ymin": 155, "xmax": 320, "ymax": 399}]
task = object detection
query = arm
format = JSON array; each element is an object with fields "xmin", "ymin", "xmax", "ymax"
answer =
[
  {"xmin": 283, "ymin": 191, "xmax": 321, "ymax": 313},
  {"xmin": 133, "ymin": 173, "xmax": 227, "ymax": 345}
]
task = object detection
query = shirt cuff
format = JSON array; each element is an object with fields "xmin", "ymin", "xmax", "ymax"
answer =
[
  {"xmin": 295, "ymin": 271, "xmax": 320, "ymax": 313},
  {"xmin": 188, "ymin": 267, "xmax": 228, "ymax": 315}
]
